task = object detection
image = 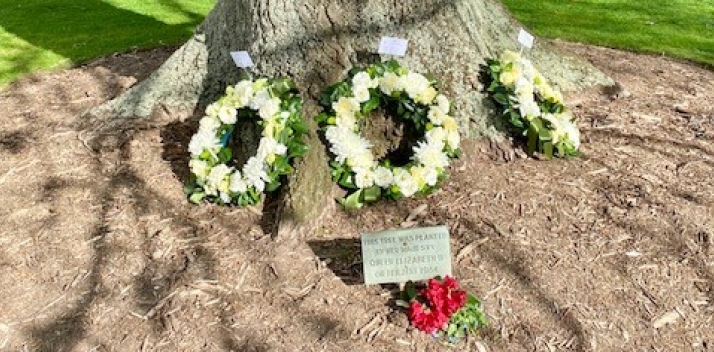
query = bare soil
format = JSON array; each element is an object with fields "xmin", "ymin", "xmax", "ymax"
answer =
[{"xmin": 1, "ymin": 42, "xmax": 713, "ymax": 352}]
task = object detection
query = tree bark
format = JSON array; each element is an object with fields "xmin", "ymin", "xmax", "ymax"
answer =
[{"xmin": 85, "ymin": 0, "xmax": 611, "ymax": 232}]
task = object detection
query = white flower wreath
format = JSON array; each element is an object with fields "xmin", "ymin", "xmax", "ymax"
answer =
[
  {"xmin": 186, "ymin": 78, "xmax": 308, "ymax": 206},
  {"xmin": 316, "ymin": 60, "xmax": 461, "ymax": 208}
]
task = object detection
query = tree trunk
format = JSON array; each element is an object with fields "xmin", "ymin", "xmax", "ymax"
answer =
[{"xmin": 84, "ymin": 0, "xmax": 611, "ymax": 233}]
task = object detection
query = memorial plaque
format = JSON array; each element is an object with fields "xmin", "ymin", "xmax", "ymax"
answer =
[{"xmin": 361, "ymin": 226, "xmax": 451, "ymax": 284}]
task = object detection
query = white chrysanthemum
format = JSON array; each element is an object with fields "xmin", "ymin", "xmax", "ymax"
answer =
[
  {"xmin": 447, "ymin": 130, "xmax": 461, "ymax": 150},
  {"xmin": 352, "ymin": 72, "xmax": 378, "ymax": 89},
  {"xmin": 250, "ymin": 89, "xmax": 271, "ymax": 110},
  {"xmin": 518, "ymin": 99, "xmax": 541, "ymax": 118},
  {"xmin": 349, "ymin": 151, "xmax": 376, "ymax": 169},
  {"xmin": 393, "ymin": 168, "xmax": 419, "ymax": 197},
  {"xmin": 436, "ymin": 94, "xmax": 450, "ymax": 114},
  {"xmin": 206, "ymin": 164, "xmax": 232, "ymax": 195},
  {"xmin": 333, "ymin": 97, "xmax": 361, "ymax": 119},
  {"xmin": 379, "ymin": 72, "xmax": 400, "ymax": 95},
  {"xmin": 243, "ymin": 156, "xmax": 269, "ymax": 192},
  {"xmin": 229, "ymin": 171, "xmax": 248, "ymax": 193},
  {"xmin": 520, "ymin": 59, "xmax": 536, "ymax": 81},
  {"xmin": 259, "ymin": 98, "xmax": 281, "ymax": 120},
  {"xmin": 514, "ymin": 77, "xmax": 534, "ymax": 98},
  {"xmin": 428, "ymin": 106, "xmax": 447, "ymax": 125},
  {"xmin": 560, "ymin": 117, "xmax": 580, "ymax": 150},
  {"xmin": 426, "ymin": 127, "xmax": 447, "ymax": 144},
  {"xmin": 542, "ymin": 113, "xmax": 564, "ymax": 144},
  {"xmin": 189, "ymin": 159, "xmax": 210, "ymax": 180},
  {"xmin": 188, "ymin": 129, "xmax": 221, "ymax": 157},
  {"xmin": 354, "ymin": 167, "xmax": 375, "ymax": 189},
  {"xmin": 373, "ymin": 166, "xmax": 394, "ymax": 188},
  {"xmin": 198, "ymin": 116, "xmax": 221, "ymax": 133},
  {"xmin": 413, "ymin": 140, "xmax": 449, "ymax": 169},
  {"xmin": 233, "ymin": 80, "xmax": 254, "ymax": 107},
  {"xmin": 403, "ymin": 72, "xmax": 430, "ymax": 99},
  {"xmin": 325, "ymin": 126, "xmax": 372, "ymax": 165},
  {"xmin": 353, "ymin": 86, "xmax": 371, "ymax": 104}
]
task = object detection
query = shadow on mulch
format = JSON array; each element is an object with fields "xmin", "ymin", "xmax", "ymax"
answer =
[{"xmin": 308, "ymin": 238, "xmax": 364, "ymax": 285}]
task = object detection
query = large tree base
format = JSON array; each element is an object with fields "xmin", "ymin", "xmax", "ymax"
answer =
[{"xmin": 83, "ymin": 0, "xmax": 612, "ymax": 233}]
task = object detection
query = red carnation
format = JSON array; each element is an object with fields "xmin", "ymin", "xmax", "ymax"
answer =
[{"xmin": 407, "ymin": 276, "xmax": 469, "ymax": 334}]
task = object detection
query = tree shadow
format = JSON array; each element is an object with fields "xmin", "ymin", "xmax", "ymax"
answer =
[
  {"xmin": 0, "ymin": 0, "xmax": 203, "ymax": 67},
  {"xmin": 307, "ymin": 238, "xmax": 363, "ymax": 285}
]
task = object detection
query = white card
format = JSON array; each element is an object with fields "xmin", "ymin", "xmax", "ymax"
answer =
[
  {"xmin": 518, "ymin": 28, "xmax": 534, "ymax": 49},
  {"xmin": 378, "ymin": 36, "xmax": 408, "ymax": 57},
  {"xmin": 230, "ymin": 51, "xmax": 254, "ymax": 68}
]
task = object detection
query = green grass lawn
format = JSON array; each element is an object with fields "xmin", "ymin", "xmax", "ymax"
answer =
[
  {"xmin": 0, "ymin": 0, "xmax": 216, "ymax": 86},
  {"xmin": 501, "ymin": 0, "xmax": 714, "ymax": 67}
]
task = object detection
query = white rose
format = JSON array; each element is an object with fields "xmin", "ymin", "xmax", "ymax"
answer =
[
  {"xmin": 379, "ymin": 72, "xmax": 400, "ymax": 95},
  {"xmin": 415, "ymin": 86, "xmax": 437, "ymax": 105},
  {"xmin": 354, "ymin": 168, "xmax": 375, "ymax": 189},
  {"xmin": 333, "ymin": 96, "xmax": 361, "ymax": 118},
  {"xmin": 250, "ymin": 89, "xmax": 271, "ymax": 110},
  {"xmin": 198, "ymin": 116, "xmax": 221, "ymax": 133},
  {"xmin": 352, "ymin": 72, "xmax": 378, "ymax": 89},
  {"xmin": 259, "ymin": 98, "xmax": 281, "ymax": 120},
  {"xmin": 428, "ymin": 106, "xmax": 447, "ymax": 125},
  {"xmin": 435, "ymin": 94, "xmax": 450, "ymax": 114},
  {"xmin": 206, "ymin": 164, "xmax": 232, "ymax": 196},
  {"xmin": 243, "ymin": 156, "xmax": 269, "ymax": 192},
  {"xmin": 217, "ymin": 105, "xmax": 237, "ymax": 124},
  {"xmin": 353, "ymin": 86, "xmax": 371, "ymax": 104},
  {"xmin": 233, "ymin": 80, "xmax": 254, "ymax": 107},
  {"xmin": 393, "ymin": 168, "xmax": 419, "ymax": 197},
  {"xmin": 426, "ymin": 127, "xmax": 447, "ymax": 144},
  {"xmin": 404, "ymin": 72, "xmax": 430, "ymax": 99},
  {"xmin": 447, "ymin": 130, "xmax": 461, "ymax": 150},
  {"xmin": 229, "ymin": 171, "xmax": 248, "ymax": 193},
  {"xmin": 373, "ymin": 166, "xmax": 394, "ymax": 188},
  {"xmin": 189, "ymin": 159, "xmax": 209, "ymax": 180}
]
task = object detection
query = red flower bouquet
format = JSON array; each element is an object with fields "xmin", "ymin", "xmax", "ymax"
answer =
[{"xmin": 402, "ymin": 276, "xmax": 487, "ymax": 341}]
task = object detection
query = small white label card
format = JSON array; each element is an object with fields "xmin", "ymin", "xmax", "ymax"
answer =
[
  {"xmin": 378, "ymin": 36, "xmax": 409, "ymax": 57},
  {"xmin": 518, "ymin": 28, "xmax": 535, "ymax": 49},
  {"xmin": 230, "ymin": 51, "xmax": 254, "ymax": 68}
]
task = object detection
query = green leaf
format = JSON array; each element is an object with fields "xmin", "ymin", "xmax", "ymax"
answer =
[
  {"xmin": 217, "ymin": 147, "xmax": 232, "ymax": 164},
  {"xmin": 363, "ymin": 186, "xmax": 381, "ymax": 202},
  {"xmin": 543, "ymin": 141, "xmax": 554, "ymax": 159},
  {"xmin": 404, "ymin": 281, "xmax": 417, "ymax": 301},
  {"xmin": 291, "ymin": 118, "xmax": 308, "ymax": 135},
  {"xmin": 189, "ymin": 192, "xmax": 205, "ymax": 204},
  {"xmin": 339, "ymin": 189, "xmax": 364, "ymax": 209},
  {"xmin": 526, "ymin": 127, "xmax": 538, "ymax": 156}
]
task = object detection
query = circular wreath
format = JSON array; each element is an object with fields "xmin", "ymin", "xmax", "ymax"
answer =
[
  {"xmin": 186, "ymin": 77, "xmax": 308, "ymax": 206},
  {"xmin": 316, "ymin": 60, "xmax": 461, "ymax": 208}
]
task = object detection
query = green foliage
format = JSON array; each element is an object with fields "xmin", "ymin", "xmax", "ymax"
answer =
[
  {"xmin": 502, "ymin": 0, "xmax": 714, "ymax": 67},
  {"xmin": 445, "ymin": 294, "xmax": 488, "ymax": 341}
]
